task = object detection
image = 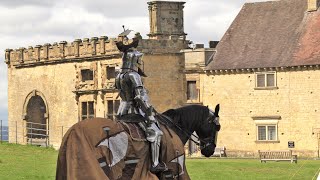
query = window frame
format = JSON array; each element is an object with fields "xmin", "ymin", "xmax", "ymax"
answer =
[
  {"xmin": 186, "ymin": 80, "xmax": 198, "ymax": 101},
  {"xmin": 80, "ymin": 69, "xmax": 94, "ymax": 82},
  {"xmin": 106, "ymin": 66, "xmax": 116, "ymax": 80},
  {"xmin": 254, "ymin": 71, "xmax": 277, "ymax": 90},
  {"xmin": 256, "ymin": 124, "xmax": 278, "ymax": 141},
  {"xmin": 81, "ymin": 101, "xmax": 95, "ymax": 120},
  {"xmin": 106, "ymin": 99, "xmax": 120, "ymax": 120}
]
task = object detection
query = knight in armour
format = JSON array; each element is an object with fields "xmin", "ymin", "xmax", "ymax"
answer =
[{"xmin": 115, "ymin": 30, "xmax": 167, "ymax": 173}]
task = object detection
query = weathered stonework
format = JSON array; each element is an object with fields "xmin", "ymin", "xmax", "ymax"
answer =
[
  {"xmin": 6, "ymin": 37, "xmax": 188, "ymax": 148},
  {"xmin": 202, "ymin": 67, "xmax": 320, "ymax": 157},
  {"xmin": 148, "ymin": 1, "xmax": 186, "ymax": 40},
  {"xmin": 6, "ymin": 1, "xmax": 189, "ymax": 149}
]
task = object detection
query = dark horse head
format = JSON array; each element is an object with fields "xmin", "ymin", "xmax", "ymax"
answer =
[{"xmin": 161, "ymin": 104, "xmax": 220, "ymax": 157}]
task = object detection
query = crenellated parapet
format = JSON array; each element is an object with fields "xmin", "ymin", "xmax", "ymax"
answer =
[
  {"xmin": 5, "ymin": 35, "xmax": 189, "ymax": 68},
  {"xmin": 4, "ymin": 36, "xmax": 119, "ymax": 67}
]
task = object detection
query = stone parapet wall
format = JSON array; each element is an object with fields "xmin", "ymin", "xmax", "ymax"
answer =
[
  {"xmin": 5, "ymin": 36, "xmax": 113, "ymax": 66},
  {"xmin": 5, "ymin": 37, "xmax": 189, "ymax": 68}
]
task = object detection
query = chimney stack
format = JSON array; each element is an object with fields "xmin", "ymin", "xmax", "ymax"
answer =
[
  {"xmin": 307, "ymin": 0, "xmax": 319, "ymax": 12},
  {"xmin": 147, "ymin": 1, "xmax": 187, "ymax": 40}
]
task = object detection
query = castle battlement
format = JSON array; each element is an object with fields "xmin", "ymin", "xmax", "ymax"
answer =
[
  {"xmin": 5, "ymin": 36, "xmax": 118, "ymax": 67},
  {"xmin": 5, "ymin": 36, "xmax": 189, "ymax": 68}
]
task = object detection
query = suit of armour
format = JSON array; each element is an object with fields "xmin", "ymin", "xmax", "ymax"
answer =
[{"xmin": 115, "ymin": 50, "xmax": 166, "ymax": 173}]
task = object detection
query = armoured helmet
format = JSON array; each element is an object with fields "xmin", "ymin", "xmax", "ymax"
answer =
[
  {"xmin": 121, "ymin": 50, "xmax": 143, "ymax": 72},
  {"xmin": 116, "ymin": 29, "xmax": 147, "ymax": 76}
]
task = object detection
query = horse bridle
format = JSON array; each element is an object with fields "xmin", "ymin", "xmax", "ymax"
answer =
[
  {"xmin": 159, "ymin": 110, "xmax": 219, "ymax": 150},
  {"xmin": 198, "ymin": 115, "xmax": 219, "ymax": 150}
]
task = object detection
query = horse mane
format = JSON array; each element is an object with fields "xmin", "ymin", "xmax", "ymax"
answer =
[{"xmin": 159, "ymin": 105, "xmax": 209, "ymax": 144}]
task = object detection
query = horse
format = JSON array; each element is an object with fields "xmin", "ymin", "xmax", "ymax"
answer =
[{"xmin": 56, "ymin": 104, "xmax": 220, "ymax": 180}]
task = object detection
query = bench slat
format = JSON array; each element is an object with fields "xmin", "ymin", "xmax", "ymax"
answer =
[{"xmin": 258, "ymin": 150, "xmax": 297, "ymax": 163}]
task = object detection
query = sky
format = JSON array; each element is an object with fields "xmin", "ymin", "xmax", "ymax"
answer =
[{"xmin": 0, "ymin": 0, "xmax": 270, "ymax": 125}]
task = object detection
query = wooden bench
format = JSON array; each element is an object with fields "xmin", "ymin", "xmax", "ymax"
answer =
[
  {"xmin": 212, "ymin": 146, "xmax": 226, "ymax": 157},
  {"xmin": 258, "ymin": 150, "xmax": 297, "ymax": 163}
]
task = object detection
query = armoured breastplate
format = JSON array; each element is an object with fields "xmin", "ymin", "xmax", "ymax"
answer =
[
  {"xmin": 116, "ymin": 71, "xmax": 140, "ymax": 116},
  {"xmin": 117, "ymin": 71, "xmax": 135, "ymax": 101}
]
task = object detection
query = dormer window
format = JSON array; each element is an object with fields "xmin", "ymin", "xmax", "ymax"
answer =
[{"xmin": 81, "ymin": 69, "xmax": 93, "ymax": 82}]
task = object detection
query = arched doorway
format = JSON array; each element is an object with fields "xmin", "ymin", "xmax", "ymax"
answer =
[{"xmin": 23, "ymin": 90, "xmax": 49, "ymax": 146}]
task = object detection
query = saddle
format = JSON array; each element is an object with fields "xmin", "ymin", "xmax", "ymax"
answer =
[{"xmin": 117, "ymin": 114, "xmax": 147, "ymax": 123}]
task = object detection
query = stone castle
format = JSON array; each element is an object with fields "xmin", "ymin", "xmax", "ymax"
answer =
[
  {"xmin": 5, "ymin": 1, "xmax": 195, "ymax": 149},
  {"xmin": 5, "ymin": 0, "xmax": 320, "ymax": 158}
]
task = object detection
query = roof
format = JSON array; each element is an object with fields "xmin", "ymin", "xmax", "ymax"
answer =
[{"xmin": 206, "ymin": 0, "xmax": 320, "ymax": 70}]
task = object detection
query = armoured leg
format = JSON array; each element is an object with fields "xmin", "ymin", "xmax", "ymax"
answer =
[
  {"xmin": 146, "ymin": 123, "xmax": 163, "ymax": 167},
  {"xmin": 139, "ymin": 122, "xmax": 167, "ymax": 173}
]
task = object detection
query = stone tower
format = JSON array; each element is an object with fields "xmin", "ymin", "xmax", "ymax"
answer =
[{"xmin": 147, "ymin": 1, "xmax": 187, "ymax": 40}]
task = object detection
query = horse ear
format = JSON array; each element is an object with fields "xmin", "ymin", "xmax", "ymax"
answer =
[
  {"xmin": 214, "ymin": 104, "xmax": 220, "ymax": 117},
  {"xmin": 163, "ymin": 109, "xmax": 176, "ymax": 118}
]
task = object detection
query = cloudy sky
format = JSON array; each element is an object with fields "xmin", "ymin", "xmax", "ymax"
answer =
[{"xmin": 0, "ymin": 0, "xmax": 269, "ymax": 125}]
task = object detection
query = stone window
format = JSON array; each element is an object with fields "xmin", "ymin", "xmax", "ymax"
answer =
[
  {"xmin": 253, "ymin": 116, "xmax": 280, "ymax": 142},
  {"xmin": 81, "ymin": 69, "xmax": 94, "ymax": 82},
  {"xmin": 106, "ymin": 100, "xmax": 120, "ymax": 120},
  {"xmin": 106, "ymin": 66, "xmax": 116, "ymax": 80},
  {"xmin": 81, "ymin": 101, "xmax": 94, "ymax": 120},
  {"xmin": 257, "ymin": 125, "xmax": 277, "ymax": 141},
  {"xmin": 255, "ymin": 72, "xmax": 276, "ymax": 89},
  {"xmin": 187, "ymin": 81, "xmax": 198, "ymax": 100}
]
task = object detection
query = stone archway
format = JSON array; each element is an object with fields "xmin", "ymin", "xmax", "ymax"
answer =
[{"xmin": 22, "ymin": 90, "xmax": 49, "ymax": 145}]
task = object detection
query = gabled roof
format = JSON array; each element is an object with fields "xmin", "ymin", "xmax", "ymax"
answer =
[{"xmin": 206, "ymin": 0, "xmax": 320, "ymax": 70}]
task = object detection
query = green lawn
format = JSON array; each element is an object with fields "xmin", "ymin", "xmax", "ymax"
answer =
[
  {"xmin": 0, "ymin": 143, "xmax": 58, "ymax": 180},
  {"xmin": 186, "ymin": 158, "xmax": 320, "ymax": 180},
  {"xmin": 0, "ymin": 143, "xmax": 319, "ymax": 180}
]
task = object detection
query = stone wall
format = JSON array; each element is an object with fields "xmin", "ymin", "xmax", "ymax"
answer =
[
  {"xmin": 143, "ymin": 53, "xmax": 186, "ymax": 112},
  {"xmin": 6, "ymin": 36, "xmax": 188, "ymax": 148},
  {"xmin": 8, "ymin": 63, "xmax": 79, "ymax": 147},
  {"xmin": 5, "ymin": 37, "xmax": 187, "ymax": 67},
  {"xmin": 202, "ymin": 68, "xmax": 320, "ymax": 157}
]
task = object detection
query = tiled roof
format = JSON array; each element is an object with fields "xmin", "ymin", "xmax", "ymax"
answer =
[{"xmin": 206, "ymin": 0, "xmax": 320, "ymax": 70}]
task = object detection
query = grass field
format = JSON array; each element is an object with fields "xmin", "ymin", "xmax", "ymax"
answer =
[
  {"xmin": 0, "ymin": 143, "xmax": 319, "ymax": 180},
  {"xmin": 0, "ymin": 143, "xmax": 57, "ymax": 180},
  {"xmin": 186, "ymin": 158, "xmax": 320, "ymax": 180}
]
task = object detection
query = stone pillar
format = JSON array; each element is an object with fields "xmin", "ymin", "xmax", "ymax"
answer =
[
  {"xmin": 99, "ymin": 36, "xmax": 108, "ymax": 54},
  {"xmin": 5, "ymin": 49, "xmax": 12, "ymax": 64},
  {"xmin": 91, "ymin": 37, "xmax": 98, "ymax": 55},
  {"xmin": 27, "ymin": 46, "xmax": 33, "ymax": 61},
  {"xmin": 83, "ymin": 38, "xmax": 89, "ymax": 55},
  {"xmin": 83, "ymin": 38, "xmax": 89, "ymax": 50},
  {"xmin": 19, "ymin": 47, "xmax": 25, "ymax": 63},
  {"xmin": 74, "ymin": 39, "xmax": 82, "ymax": 57},
  {"xmin": 34, "ymin": 45, "xmax": 42, "ymax": 61},
  {"xmin": 52, "ymin": 42, "xmax": 58, "ymax": 59},
  {"xmin": 59, "ymin": 41, "xmax": 67, "ymax": 59},
  {"xmin": 43, "ymin": 43, "xmax": 50, "ymax": 60}
]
